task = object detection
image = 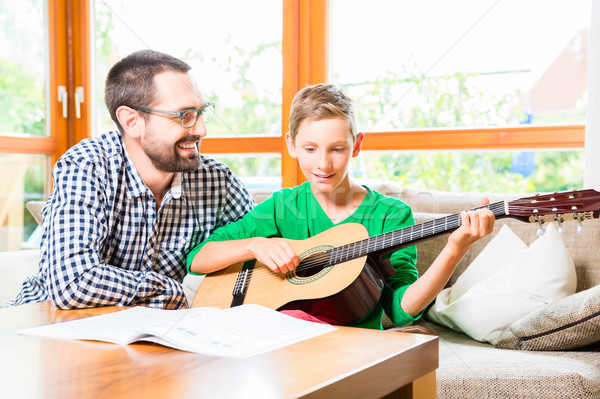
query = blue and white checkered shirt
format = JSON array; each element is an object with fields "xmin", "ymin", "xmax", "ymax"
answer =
[{"xmin": 4, "ymin": 130, "xmax": 255, "ymax": 309}]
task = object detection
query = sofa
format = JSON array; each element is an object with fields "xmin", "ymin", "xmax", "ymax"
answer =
[
  {"xmin": 365, "ymin": 183, "xmax": 600, "ymax": 399},
  {"xmin": 4, "ymin": 183, "xmax": 599, "ymax": 398}
]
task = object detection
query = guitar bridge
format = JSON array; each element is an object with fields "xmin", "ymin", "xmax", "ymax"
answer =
[{"xmin": 231, "ymin": 259, "xmax": 257, "ymax": 307}]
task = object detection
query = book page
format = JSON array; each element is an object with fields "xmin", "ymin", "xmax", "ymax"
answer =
[{"xmin": 19, "ymin": 305, "xmax": 336, "ymax": 358}]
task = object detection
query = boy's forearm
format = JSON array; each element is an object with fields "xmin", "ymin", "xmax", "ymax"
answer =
[
  {"xmin": 190, "ymin": 239, "xmax": 256, "ymax": 274},
  {"xmin": 401, "ymin": 207, "xmax": 495, "ymax": 316},
  {"xmin": 401, "ymin": 242, "xmax": 468, "ymax": 317}
]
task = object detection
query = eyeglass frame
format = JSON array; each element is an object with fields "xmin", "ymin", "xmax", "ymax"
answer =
[{"xmin": 133, "ymin": 102, "xmax": 216, "ymax": 128}]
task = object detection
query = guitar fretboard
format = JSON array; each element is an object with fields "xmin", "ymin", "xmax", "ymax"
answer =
[{"xmin": 327, "ymin": 201, "xmax": 507, "ymax": 265}]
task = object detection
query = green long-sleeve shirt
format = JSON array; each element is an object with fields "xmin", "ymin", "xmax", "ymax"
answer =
[{"xmin": 187, "ymin": 182, "xmax": 421, "ymax": 329}]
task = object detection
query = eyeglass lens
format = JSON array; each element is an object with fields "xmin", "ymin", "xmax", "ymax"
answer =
[{"xmin": 182, "ymin": 104, "xmax": 214, "ymax": 128}]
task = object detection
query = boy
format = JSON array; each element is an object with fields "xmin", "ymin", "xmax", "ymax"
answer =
[{"xmin": 187, "ymin": 83, "xmax": 494, "ymax": 329}]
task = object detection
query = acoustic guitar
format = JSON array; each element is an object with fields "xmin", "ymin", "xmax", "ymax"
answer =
[{"xmin": 192, "ymin": 189, "xmax": 600, "ymax": 325}]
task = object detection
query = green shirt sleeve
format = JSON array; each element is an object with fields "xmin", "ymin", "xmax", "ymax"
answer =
[{"xmin": 186, "ymin": 195, "xmax": 281, "ymax": 273}]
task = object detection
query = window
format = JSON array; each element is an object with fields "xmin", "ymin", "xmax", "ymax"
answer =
[
  {"xmin": 1, "ymin": 1, "xmax": 50, "ymax": 251},
  {"xmin": 0, "ymin": 0, "xmax": 592, "ymax": 251},
  {"xmin": 331, "ymin": 0, "xmax": 590, "ymax": 192},
  {"xmin": 95, "ymin": 0, "xmax": 284, "ymax": 186}
]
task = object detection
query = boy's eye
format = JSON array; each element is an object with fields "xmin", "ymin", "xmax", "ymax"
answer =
[
  {"xmin": 304, "ymin": 147, "xmax": 316, "ymax": 153},
  {"xmin": 332, "ymin": 147, "xmax": 346, "ymax": 152}
]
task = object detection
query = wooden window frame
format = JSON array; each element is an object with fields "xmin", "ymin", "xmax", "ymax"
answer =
[
  {"xmin": 203, "ymin": 0, "xmax": 585, "ymax": 188},
  {"xmin": 0, "ymin": 0, "xmax": 585, "ymax": 189},
  {"xmin": 0, "ymin": 0, "xmax": 91, "ymax": 169}
]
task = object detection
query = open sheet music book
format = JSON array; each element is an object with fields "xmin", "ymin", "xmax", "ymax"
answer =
[{"xmin": 19, "ymin": 304, "xmax": 336, "ymax": 358}]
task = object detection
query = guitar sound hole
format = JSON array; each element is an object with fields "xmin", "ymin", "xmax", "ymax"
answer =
[{"xmin": 295, "ymin": 252, "xmax": 328, "ymax": 278}]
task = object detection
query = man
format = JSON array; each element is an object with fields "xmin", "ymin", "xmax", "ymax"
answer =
[{"xmin": 4, "ymin": 50, "xmax": 255, "ymax": 309}]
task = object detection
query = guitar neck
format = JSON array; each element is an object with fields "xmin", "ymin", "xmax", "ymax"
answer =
[{"xmin": 328, "ymin": 201, "xmax": 508, "ymax": 264}]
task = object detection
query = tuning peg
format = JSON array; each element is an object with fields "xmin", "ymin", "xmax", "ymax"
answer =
[
  {"xmin": 553, "ymin": 216, "xmax": 565, "ymax": 235},
  {"xmin": 536, "ymin": 219, "xmax": 546, "ymax": 236}
]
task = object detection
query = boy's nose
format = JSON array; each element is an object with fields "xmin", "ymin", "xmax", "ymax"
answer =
[{"xmin": 318, "ymin": 152, "xmax": 332, "ymax": 169}]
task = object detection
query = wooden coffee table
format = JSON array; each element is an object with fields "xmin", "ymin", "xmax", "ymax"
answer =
[{"xmin": 0, "ymin": 302, "xmax": 438, "ymax": 398}]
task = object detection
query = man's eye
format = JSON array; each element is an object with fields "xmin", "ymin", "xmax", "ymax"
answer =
[{"xmin": 182, "ymin": 110, "xmax": 196, "ymax": 124}]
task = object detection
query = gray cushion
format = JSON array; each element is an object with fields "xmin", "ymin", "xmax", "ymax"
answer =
[{"xmin": 495, "ymin": 284, "xmax": 600, "ymax": 351}]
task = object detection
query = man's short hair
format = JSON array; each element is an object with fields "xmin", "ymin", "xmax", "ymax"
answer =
[
  {"xmin": 288, "ymin": 83, "xmax": 357, "ymax": 141},
  {"xmin": 105, "ymin": 49, "xmax": 191, "ymax": 132}
]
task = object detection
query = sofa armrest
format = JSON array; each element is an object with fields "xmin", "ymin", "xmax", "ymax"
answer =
[{"xmin": 0, "ymin": 249, "xmax": 40, "ymax": 304}]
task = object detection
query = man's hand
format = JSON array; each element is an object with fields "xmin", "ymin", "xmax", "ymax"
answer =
[{"xmin": 247, "ymin": 238, "xmax": 300, "ymax": 274}]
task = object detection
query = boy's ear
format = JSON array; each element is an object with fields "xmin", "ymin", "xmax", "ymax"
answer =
[
  {"xmin": 285, "ymin": 132, "xmax": 298, "ymax": 159},
  {"xmin": 116, "ymin": 106, "xmax": 143, "ymax": 138},
  {"xmin": 352, "ymin": 132, "xmax": 365, "ymax": 157}
]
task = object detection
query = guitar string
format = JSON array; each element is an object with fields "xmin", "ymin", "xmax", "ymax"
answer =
[
  {"xmin": 252, "ymin": 200, "xmax": 581, "ymax": 285},
  {"xmin": 237, "ymin": 199, "xmax": 593, "ymax": 289},
  {"xmin": 232, "ymin": 195, "xmax": 592, "ymax": 295},
  {"xmin": 246, "ymin": 202, "xmax": 506, "ymax": 284},
  {"xmin": 236, "ymin": 202, "xmax": 509, "ymax": 287}
]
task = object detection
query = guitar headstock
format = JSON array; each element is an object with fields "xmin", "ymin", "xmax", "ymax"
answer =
[{"xmin": 506, "ymin": 189, "xmax": 600, "ymax": 226}]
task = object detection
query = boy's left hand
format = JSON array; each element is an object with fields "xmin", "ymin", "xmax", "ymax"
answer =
[{"xmin": 447, "ymin": 198, "xmax": 495, "ymax": 251}]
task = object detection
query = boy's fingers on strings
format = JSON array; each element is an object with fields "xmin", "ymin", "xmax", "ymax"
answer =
[
  {"xmin": 479, "ymin": 208, "xmax": 495, "ymax": 235},
  {"xmin": 261, "ymin": 244, "xmax": 299, "ymax": 274},
  {"xmin": 466, "ymin": 209, "xmax": 494, "ymax": 238},
  {"xmin": 459, "ymin": 210, "xmax": 488, "ymax": 240}
]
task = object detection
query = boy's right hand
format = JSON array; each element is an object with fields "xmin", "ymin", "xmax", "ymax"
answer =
[{"xmin": 246, "ymin": 238, "xmax": 300, "ymax": 274}]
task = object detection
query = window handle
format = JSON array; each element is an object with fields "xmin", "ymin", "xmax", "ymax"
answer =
[
  {"xmin": 75, "ymin": 87, "xmax": 84, "ymax": 119},
  {"xmin": 58, "ymin": 85, "xmax": 67, "ymax": 118}
]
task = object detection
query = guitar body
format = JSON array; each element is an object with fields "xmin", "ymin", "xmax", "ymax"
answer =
[{"xmin": 192, "ymin": 223, "xmax": 387, "ymax": 325}]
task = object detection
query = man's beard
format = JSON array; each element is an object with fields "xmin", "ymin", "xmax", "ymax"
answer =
[{"xmin": 143, "ymin": 130, "xmax": 201, "ymax": 173}]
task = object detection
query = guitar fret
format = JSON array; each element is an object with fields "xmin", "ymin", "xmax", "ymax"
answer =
[{"xmin": 323, "ymin": 197, "xmax": 577, "ymax": 268}]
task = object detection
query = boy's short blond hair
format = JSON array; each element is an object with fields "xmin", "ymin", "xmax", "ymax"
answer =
[{"xmin": 288, "ymin": 83, "xmax": 357, "ymax": 142}]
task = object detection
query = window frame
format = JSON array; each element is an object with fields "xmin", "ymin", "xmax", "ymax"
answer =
[
  {"xmin": 0, "ymin": 0, "xmax": 92, "ymax": 169},
  {"xmin": 0, "ymin": 0, "xmax": 586, "ymax": 189}
]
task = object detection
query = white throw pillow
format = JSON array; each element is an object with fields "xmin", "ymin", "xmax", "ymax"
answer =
[{"xmin": 426, "ymin": 224, "xmax": 576, "ymax": 345}]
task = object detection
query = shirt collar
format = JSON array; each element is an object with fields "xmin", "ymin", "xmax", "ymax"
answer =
[{"xmin": 170, "ymin": 172, "xmax": 183, "ymax": 199}]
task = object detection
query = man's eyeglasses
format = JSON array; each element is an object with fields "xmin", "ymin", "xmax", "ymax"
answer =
[{"xmin": 134, "ymin": 102, "xmax": 215, "ymax": 128}]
